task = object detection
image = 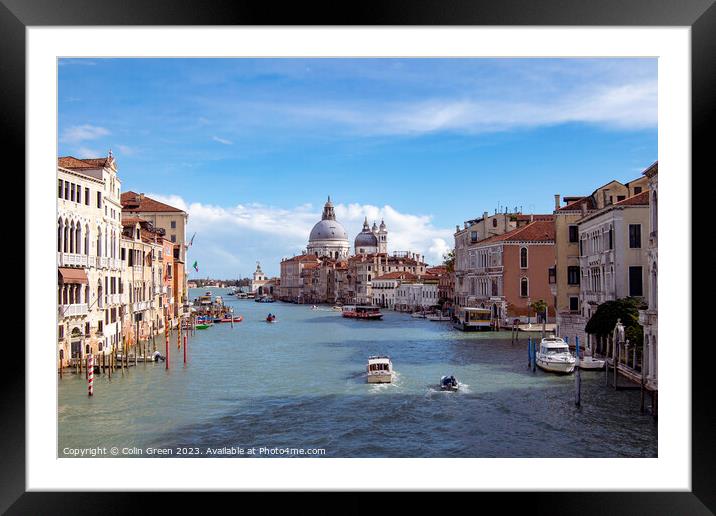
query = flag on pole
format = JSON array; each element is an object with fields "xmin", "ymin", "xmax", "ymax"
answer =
[{"xmin": 193, "ymin": 260, "xmax": 199, "ymax": 272}]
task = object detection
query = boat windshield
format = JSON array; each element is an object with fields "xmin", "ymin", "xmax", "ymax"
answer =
[
  {"xmin": 544, "ymin": 347, "xmax": 570, "ymax": 355},
  {"xmin": 369, "ymin": 363, "xmax": 390, "ymax": 371}
]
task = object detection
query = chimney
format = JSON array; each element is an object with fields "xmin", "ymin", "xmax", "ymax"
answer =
[
  {"xmin": 530, "ymin": 214, "xmax": 534, "ymax": 222},
  {"xmin": 580, "ymin": 201, "xmax": 588, "ymax": 218},
  {"xmin": 602, "ymin": 189, "xmax": 609, "ymax": 207},
  {"xmin": 456, "ymin": 225, "xmax": 460, "ymax": 233},
  {"xmin": 554, "ymin": 194, "xmax": 560, "ymax": 210}
]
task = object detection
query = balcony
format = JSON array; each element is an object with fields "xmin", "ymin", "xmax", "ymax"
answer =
[
  {"xmin": 108, "ymin": 293, "xmax": 123, "ymax": 305},
  {"xmin": 59, "ymin": 303, "xmax": 88, "ymax": 318},
  {"xmin": 133, "ymin": 300, "xmax": 151, "ymax": 312},
  {"xmin": 57, "ymin": 252, "xmax": 89, "ymax": 268},
  {"xmin": 96, "ymin": 256, "xmax": 109, "ymax": 268}
]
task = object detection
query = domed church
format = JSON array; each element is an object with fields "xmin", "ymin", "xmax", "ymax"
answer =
[
  {"xmin": 355, "ymin": 217, "xmax": 388, "ymax": 255},
  {"xmin": 307, "ymin": 197, "xmax": 351, "ymax": 259}
]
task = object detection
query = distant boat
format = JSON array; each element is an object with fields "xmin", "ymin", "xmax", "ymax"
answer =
[
  {"xmin": 195, "ymin": 323, "xmax": 212, "ymax": 330},
  {"xmin": 342, "ymin": 305, "xmax": 383, "ymax": 320},
  {"xmin": 411, "ymin": 311, "xmax": 427, "ymax": 319},
  {"xmin": 427, "ymin": 313, "xmax": 451, "ymax": 322}
]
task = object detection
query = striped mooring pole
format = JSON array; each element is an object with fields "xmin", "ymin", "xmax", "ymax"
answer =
[{"xmin": 87, "ymin": 354, "xmax": 94, "ymax": 397}]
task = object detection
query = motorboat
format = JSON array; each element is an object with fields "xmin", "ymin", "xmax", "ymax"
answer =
[
  {"xmin": 427, "ymin": 313, "xmax": 451, "ymax": 322},
  {"xmin": 411, "ymin": 311, "xmax": 427, "ymax": 319},
  {"xmin": 265, "ymin": 314, "xmax": 276, "ymax": 323},
  {"xmin": 195, "ymin": 323, "xmax": 212, "ymax": 330},
  {"xmin": 367, "ymin": 355, "xmax": 393, "ymax": 383},
  {"xmin": 332, "ymin": 306, "xmax": 343, "ymax": 311},
  {"xmin": 536, "ymin": 336, "xmax": 576, "ymax": 374},
  {"xmin": 219, "ymin": 315, "xmax": 243, "ymax": 323},
  {"xmin": 440, "ymin": 375, "xmax": 459, "ymax": 391},
  {"xmin": 342, "ymin": 305, "xmax": 383, "ymax": 320}
]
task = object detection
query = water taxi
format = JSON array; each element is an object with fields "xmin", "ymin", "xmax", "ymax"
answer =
[
  {"xmin": 342, "ymin": 305, "xmax": 383, "ymax": 320},
  {"xmin": 427, "ymin": 313, "xmax": 451, "ymax": 322},
  {"xmin": 536, "ymin": 336, "xmax": 576, "ymax": 374},
  {"xmin": 367, "ymin": 355, "xmax": 393, "ymax": 383},
  {"xmin": 453, "ymin": 307, "xmax": 492, "ymax": 331}
]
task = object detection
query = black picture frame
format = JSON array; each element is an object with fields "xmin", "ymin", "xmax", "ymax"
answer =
[{"xmin": 4, "ymin": 0, "xmax": 710, "ymax": 512}]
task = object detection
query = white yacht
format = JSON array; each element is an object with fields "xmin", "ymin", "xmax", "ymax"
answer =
[
  {"xmin": 427, "ymin": 313, "xmax": 451, "ymax": 322},
  {"xmin": 536, "ymin": 336, "xmax": 576, "ymax": 374},
  {"xmin": 367, "ymin": 355, "xmax": 393, "ymax": 384}
]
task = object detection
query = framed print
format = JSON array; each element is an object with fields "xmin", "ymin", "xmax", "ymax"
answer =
[{"xmin": 4, "ymin": 0, "xmax": 712, "ymax": 511}]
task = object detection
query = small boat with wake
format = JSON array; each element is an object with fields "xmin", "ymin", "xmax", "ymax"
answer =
[
  {"xmin": 367, "ymin": 355, "xmax": 393, "ymax": 384},
  {"xmin": 440, "ymin": 375, "xmax": 459, "ymax": 391},
  {"xmin": 265, "ymin": 313, "xmax": 276, "ymax": 323}
]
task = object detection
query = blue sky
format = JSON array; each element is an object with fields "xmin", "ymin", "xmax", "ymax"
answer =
[{"xmin": 58, "ymin": 58, "xmax": 657, "ymax": 277}]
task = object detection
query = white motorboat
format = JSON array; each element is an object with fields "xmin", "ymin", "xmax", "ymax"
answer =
[
  {"xmin": 536, "ymin": 336, "xmax": 576, "ymax": 374},
  {"xmin": 427, "ymin": 313, "xmax": 451, "ymax": 322},
  {"xmin": 367, "ymin": 355, "xmax": 393, "ymax": 384},
  {"xmin": 411, "ymin": 312, "xmax": 427, "ymax": 319}
]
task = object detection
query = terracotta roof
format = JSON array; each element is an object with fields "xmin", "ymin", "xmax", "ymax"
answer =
[
  {"xmin": 58, "ymin": 156, "xmax": 113, "ymax": 169},
  {"xmin": 479, "ymin": 220, "xmax": 555, "ymax": 244},
  {"xmin": 121, "ymin": 191, "xmax": 185, "ymax": 213},
  {"xmin": 614, "ymin": 190, "xmax": 649, "ymax": 206},
  {"xmin": 515, "ymin": 214, "xmax": 555, "ymax": 221},
  {"xmin": 556, "ymin": 196, "xmax": 595, "ymax": 212},
  {"xmin": 121, "ymin": 217, "xmax": 146, "ymax": 226}
]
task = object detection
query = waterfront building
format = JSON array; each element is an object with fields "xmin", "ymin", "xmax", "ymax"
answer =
[
  {"xmin": 576, "ymin": 190, "xmax": 651, "ymax": 354},
  {"xmin": 120, "ymin": 218, "xmax": 168, "ymax": 349},
  {"xmin": 250, "ymin": 261, "xmax": 270, "ymax": 293},
  {"xmin": 639, "ymin": 162, "xmax": 658, "ymax": 391},
  {"xmin": 553, "ymin": 175, "xmax": 650, "ymax": 341},
  {"xmin": 121, "ymin": 191, "xmax": 189, "ymax": 306},
  {"xmin": 279, "ymin": 254, "xmax": 321, "ymax": 302},
  {"xmin": 462, "ymin": 219, "xmax": 556, "ymax": 323},
  {"xmin": 348, "ymin": 252, "xmax": 428, "ymax": 305},
  {"xmin": 306, "ymin": 196, "xmax": 351, "ymax": 259},
  {"xmin": 371, "ymin": 271, "xmax": 409, "ymax": 309},
  {"xmin": 394, "ymin": 274, "xmax": 440, "ymax": 312},
  {"xmin": 57, "ymin": 154, "xmax": 124, "ymax": 368},
  {"xmin": 453, "ymin": 210, "xmax": 526, "ymax": 308}
]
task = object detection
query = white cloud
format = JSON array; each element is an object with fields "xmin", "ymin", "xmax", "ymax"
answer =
[
  {"xmin": 211, "ymin": 136, "xmax": 233, "ymax": 145},
  {"xmin": 146, "ymin": 194, "xmax": 453, "ymax": 277},
  {"xmin": 60, "ymin": 124, "xmax": 110, "ymax": 144},
  {"xmin": 282, "ymin": 79, "xmax": 657, "ymax": 136}
]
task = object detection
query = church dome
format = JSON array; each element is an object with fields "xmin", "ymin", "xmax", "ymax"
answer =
[
  {"xmin": 355, "ymin": 231, "xmax": 378, "ymax": 247},
  {"xmin": 309, "ymin": 219, "xmax": 349, "ymax": 242}
]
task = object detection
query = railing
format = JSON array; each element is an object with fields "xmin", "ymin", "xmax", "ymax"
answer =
[
  {"xmin": 59, "ymin": 303, "xmax": 89, "ymax": 317},
  {"xmin": 57, "ymin": 252, "xmax": 89, "ymax": 267},
  {"xmin": 95, "ymin": 256, "xmax": 108, "ymax": 268},
  {"xmin": 133, "ymin": 300, "xmax": 151, "ymax": 311},
  {"xmin": 108, "ymin": 293, "xmax": 123, "ymax": 305}
]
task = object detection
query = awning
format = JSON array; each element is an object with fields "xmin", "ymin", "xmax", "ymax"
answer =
[{"xmin": 58, "ymin": 267, "xmax": 88, "ymax": 284}]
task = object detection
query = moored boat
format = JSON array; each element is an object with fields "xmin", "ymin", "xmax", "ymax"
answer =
[
  {"xmin": 411, "ymin": 311, "xmax": 427, "ymax": 319},
  {"xmin": 367, "ymin": 355, "xmax": 393, "ymax": 383},
  {"xmin": 342, "ymin": 305, "xmax": 383, "ymax": 320},
  {"xmin": 579, "ymin": 355, "xmax": 606, "ymax": 370},
  {"xmin": 427, "ymin": 313, "xmax": 452, "ymax": 322},
  {"xmin": 453, "ymin": 307, "xmax": 492, "ymax": 331},
  {"xmin": 536, "ymin": 336, "xmax": 576, "ymax": 374}
]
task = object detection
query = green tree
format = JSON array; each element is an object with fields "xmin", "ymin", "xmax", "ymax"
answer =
[
  {"xmin": 443, "ymin": 249, "xmax": 455, "ymax": 272},
  {"xmin": 585, "ymin": 297, "xmax": 644, "ymax": 347},
  {"xmin": 530, "ymin": 299, "xmax": 548, "ymax": 321}
]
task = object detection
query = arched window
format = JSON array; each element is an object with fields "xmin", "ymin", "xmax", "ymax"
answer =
[
  {"xmin": 520, "ymin": 277, "xmax": 529, "ymax": 297},
  {"xmin": 75, "ymin": 223, "xmax": 81, "ymax": 254},
  {"xmin": 96, "ymin": 227, "xmax": 102, "ymax": 257},
  {"xmin": 85, "ymin": 225, "xmax": 90, "ymax": 255},
  {"xmin": 57, "ymin": 219, "xmax": 63, "ymax": 252},
  {"xmin": 97, "ymin": 280, "xmax": 103, "ymax": 308},
  {"xmin": 520, "ymin": 247, "xmax": 528, "ymax": 268},
  {"xmin": 63, "ymin": 219, "xmax": 69, "ymax": 253}
]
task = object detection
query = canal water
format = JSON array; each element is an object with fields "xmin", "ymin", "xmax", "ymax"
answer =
[{"xmin": 58, "ymin": 288, "xmax": 657, "ymax": 458}]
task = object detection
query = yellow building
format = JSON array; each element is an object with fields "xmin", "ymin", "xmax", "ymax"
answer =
[{"xmin": 553, "ymin": 174, "xmax": 650, "ymax": 341}]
